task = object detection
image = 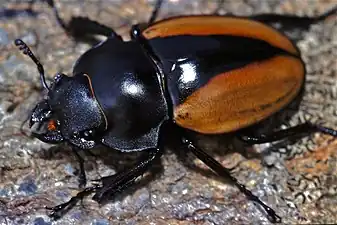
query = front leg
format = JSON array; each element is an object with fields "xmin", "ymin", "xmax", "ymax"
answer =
[
  {"xmin": 47, "ymin": 146, "xmax": 163, "ymax": 220},
  {"xmin": 71, "ymin": 147, "xmax": 87, "ymax": 188}
]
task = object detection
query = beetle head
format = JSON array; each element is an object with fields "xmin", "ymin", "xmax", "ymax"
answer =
[{"xmin": 15, "ymin": 39, "xmax": 107, "ymax": 149}]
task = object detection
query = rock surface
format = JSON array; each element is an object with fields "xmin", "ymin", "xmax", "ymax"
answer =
[{"xmin": 0, "ymin": 0, "xmax": 336, "ymax": 224}]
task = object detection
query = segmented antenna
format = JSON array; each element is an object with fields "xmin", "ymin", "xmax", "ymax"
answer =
[{"xmin": 14, "ymin": 39, "xmax": 50, "ymax": 91}]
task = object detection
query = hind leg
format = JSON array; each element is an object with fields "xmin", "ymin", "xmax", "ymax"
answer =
[{"xmin": 246, "ymin": 5, "xmax": 337, "ymax": 32}]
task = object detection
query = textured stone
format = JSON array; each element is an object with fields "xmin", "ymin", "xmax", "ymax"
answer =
[{"xmin": 0, "ymin": 0, "xmax": 336, "ymax": 224}]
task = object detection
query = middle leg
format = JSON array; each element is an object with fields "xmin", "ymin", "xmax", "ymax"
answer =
[
  {"xmin": 44, "ymin": 0, "xmax": 121, "ymax": 42},
  {"xmin": 181, "ymin": 136, "xmax": 281, "ymax": 223}
]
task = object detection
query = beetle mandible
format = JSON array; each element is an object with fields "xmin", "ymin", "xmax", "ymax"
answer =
[{"xmin": 14, "ymin": 0, "xmax": 337, "ymax": 223}]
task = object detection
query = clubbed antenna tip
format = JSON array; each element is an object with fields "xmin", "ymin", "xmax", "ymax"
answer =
[{"xmin": 14, "ymin": 39, "xmax": 50, "ymax": 91}]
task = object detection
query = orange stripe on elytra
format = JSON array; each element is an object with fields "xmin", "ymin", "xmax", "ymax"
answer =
[
  {"xmin": 173, "ymin": 55, "xmax": 305, "ymax": 134},
  {"xmin": 143, "ymin": 16, "xmax": 298, "ymax": 55}
]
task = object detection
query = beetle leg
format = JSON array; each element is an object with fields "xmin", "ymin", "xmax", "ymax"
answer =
[
  {"xmin": 148, "ymin": 0, "xmax": 164, "ymax": 24},
  {"xmin": 47, "ymin": 146, "xmax": 163, "ymax": 219},
  {"xmin": 181, "ymin": 137, "xmax": 281, "ymax": 223},
  {"xmin": 246, "ymin": 5, "xmax": 337, "ymax": 31},
  {"xmin": 44, "ymin": 0, "xmax": 121, "ymax": 42},
  {"xmin": 238, "ymin": 122, "xmax": 337, "ymax": 145},
  {"xmin": 91, "ymin": 146, "xmax": 163, "ymax": 201},
  {"xmin": 46, "ymin": 185, "xmax": 100, "ymax": 220},
  {"xmin": 72, "ymin": 147, "xmax": 87, "ymax": 188}
]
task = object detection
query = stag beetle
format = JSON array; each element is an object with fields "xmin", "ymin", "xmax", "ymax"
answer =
[{"xmin": 14, "ymin": 0, "xmax": 337, "ymax": 222}]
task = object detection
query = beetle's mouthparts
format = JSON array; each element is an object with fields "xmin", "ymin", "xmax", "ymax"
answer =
[
  {"xmin": 31, "ymin": 128, "xmax": 64, "ymax": 144},
  {"xmin": 29, "ymin": 111, "xmax": 52, "ymax": 128},
  {"xmin": 30, "ymin": 116, "xmax": 64, "ymax": 144},
  {"xmin": 29, "ymin": 99, "xmax": 52, "ymax": 127}
]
